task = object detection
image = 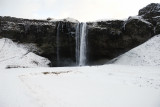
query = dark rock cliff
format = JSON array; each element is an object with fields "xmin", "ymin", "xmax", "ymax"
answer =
[
  {"xmin": 87, "ymin": 17, "xmax": 154, "ymax": 65},
  {"xmin": 0, "ymin": 3, "xmax": 159, "ymax": 66},
  {"xmin": 0, "ymin": 17, "xmax": 77, "ymax": 66}
]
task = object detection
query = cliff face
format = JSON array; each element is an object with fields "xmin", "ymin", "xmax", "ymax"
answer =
[
  {"xmin": 0, "ymin": 3, "xmax": 159, "ymax": 66},
  {"xmin": 87, "ymin": 17, "xmax": 154, "ymax": 65},
  {"xmin": 0, "ymin": 17, "xmax": 77, "ymax": 66}
]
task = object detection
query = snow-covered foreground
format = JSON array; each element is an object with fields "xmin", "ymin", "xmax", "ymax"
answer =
[
  {"xmin": 0, "ymin": 38, "xmax": 50, "ymax": 68},
  {"xmin": 113, "ymin": 34, "xmax": 160, "ymax": 66},
  {"xmin": 0, "ymin": 65, "xmax": 160, "ymax": 107}
]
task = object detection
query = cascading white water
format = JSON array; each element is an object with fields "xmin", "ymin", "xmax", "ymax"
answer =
[
  {"xmin": 56, "ymin": 22, "xmax": 60, "ymax": 65},
  {"xmin": 56, "ymin": 22, "xmax": 87, "ymax": 66},
  {"xmin": 75, "ymin": 23, "xmax": 80, "ymax": 65},
  {"xmin": 79, "ymin": 23, "xmax": 87, "ymax": 66}
]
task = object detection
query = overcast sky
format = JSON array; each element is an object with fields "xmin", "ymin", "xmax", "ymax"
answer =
[{"xmin": 0, "ymin": 0, "xmax": 159, "ymax": 22}]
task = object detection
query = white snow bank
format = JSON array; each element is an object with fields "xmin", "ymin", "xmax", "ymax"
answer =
[
  {"xmin": 0, "ymin": 65, "xmax": 160, "ymax": 107},
  {"xmin": 113, "ymin": 34, "xmax": 160, "ymax": 66},
  {"xmin": 94, "ymin": 18, "xmax": 126, "ymax": 22},
  {"xmin": 0, "ymin": 38, "xmax": 50, "ymax": 68},
  {"xmin": 50, "ymin": 17, "xmax": 79, "ymax": 23}
]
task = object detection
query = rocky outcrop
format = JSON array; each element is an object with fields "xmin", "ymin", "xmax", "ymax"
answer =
[
  {"xmin": 138, "ymin": 3, "xmax": 160, "ymax": 35},
  {"xmin": 0, "ymin": 3, "xmax": 159, "ymax": 66},
  {"xmin": 139, "ymin": 3, "xmax": 160, "ymax": 19}
]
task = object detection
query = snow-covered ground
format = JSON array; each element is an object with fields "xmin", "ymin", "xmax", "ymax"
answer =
[
  {"xmin": 0, "ymin": 65, "xmax": 160, "ymax": 107},
  {"xmin": 0, "ymin": 38, "xmax": 50, "ymax": 68},
  {"xmin": 0, "ymin": 34, "xmax": 160, "ymax": 107},
  {"xmin": 113, "ymin": 34, "xmax": 160, "ymax": 66}
]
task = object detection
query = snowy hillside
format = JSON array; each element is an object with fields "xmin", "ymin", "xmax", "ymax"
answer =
[
  {"xmin": 0, "ymin": 38, "xmax": 50, "ymax": 68},
  {"xmin": 112, "ymin": 34, "xmax": 160, "ymax": 66}
]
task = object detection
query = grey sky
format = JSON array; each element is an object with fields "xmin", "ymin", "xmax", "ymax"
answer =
[{"xmin": 0, "ymin": 0, "xmax": 159, "ymax": 21}]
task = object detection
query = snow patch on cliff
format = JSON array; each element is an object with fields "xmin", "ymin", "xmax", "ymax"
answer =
[
  {"xmin": 123, "ymin": 16, "xmax": 152, "ymax": 30},
  {"xmin": 112, "ymin": 34, "xmax": 160, "ymax": 66},
  {"xmin": 50, "ymin": 17, "xmax": 79, "ymax": 23},
  {"xmin": 0, "ymin": 38, "xmax": 50, "ymax": 68}
]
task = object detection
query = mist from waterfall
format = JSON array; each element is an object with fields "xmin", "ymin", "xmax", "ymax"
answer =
[
  {"xmin": 75, "ymin": 23, "xmax": 80, "ymax": 65},
  {"xmin": 79, "ymin": 23, "xmax": 87, "ymax": 66},
  {"xmin": 56, "ymin": 22, "xmax": 60, "ymax": 65}
]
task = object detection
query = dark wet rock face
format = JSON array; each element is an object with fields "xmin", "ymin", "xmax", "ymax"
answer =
[
  {"xmin": 87, "ymin": 20, "xmax": 124, "ymax": 64},
  {"xmin": 53, "ymin": 22, "xmax": 76, "ymax": 66},
  {"xmin": 0, "ymin": 3, "xmax": 159, "ymax": 66}
]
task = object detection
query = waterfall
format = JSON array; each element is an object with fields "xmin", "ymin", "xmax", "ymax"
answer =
[
  {"xmin": 79, "ymin": 23, "xmax": 87, "ymax": 66},
  {"xmin": 75, "ymin": 23, "xmax": 87, "ymax": 66},
  {"xmin": 56, "ymin": 22, "xmax": 87, "ymax": 66},
  {"xmin": 56, "ymin": 22, "xmax": 60, "ymax": 65},
  {"xmin": 75, "ymin": 23, "xmax": 80, "ymax": 65}
]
